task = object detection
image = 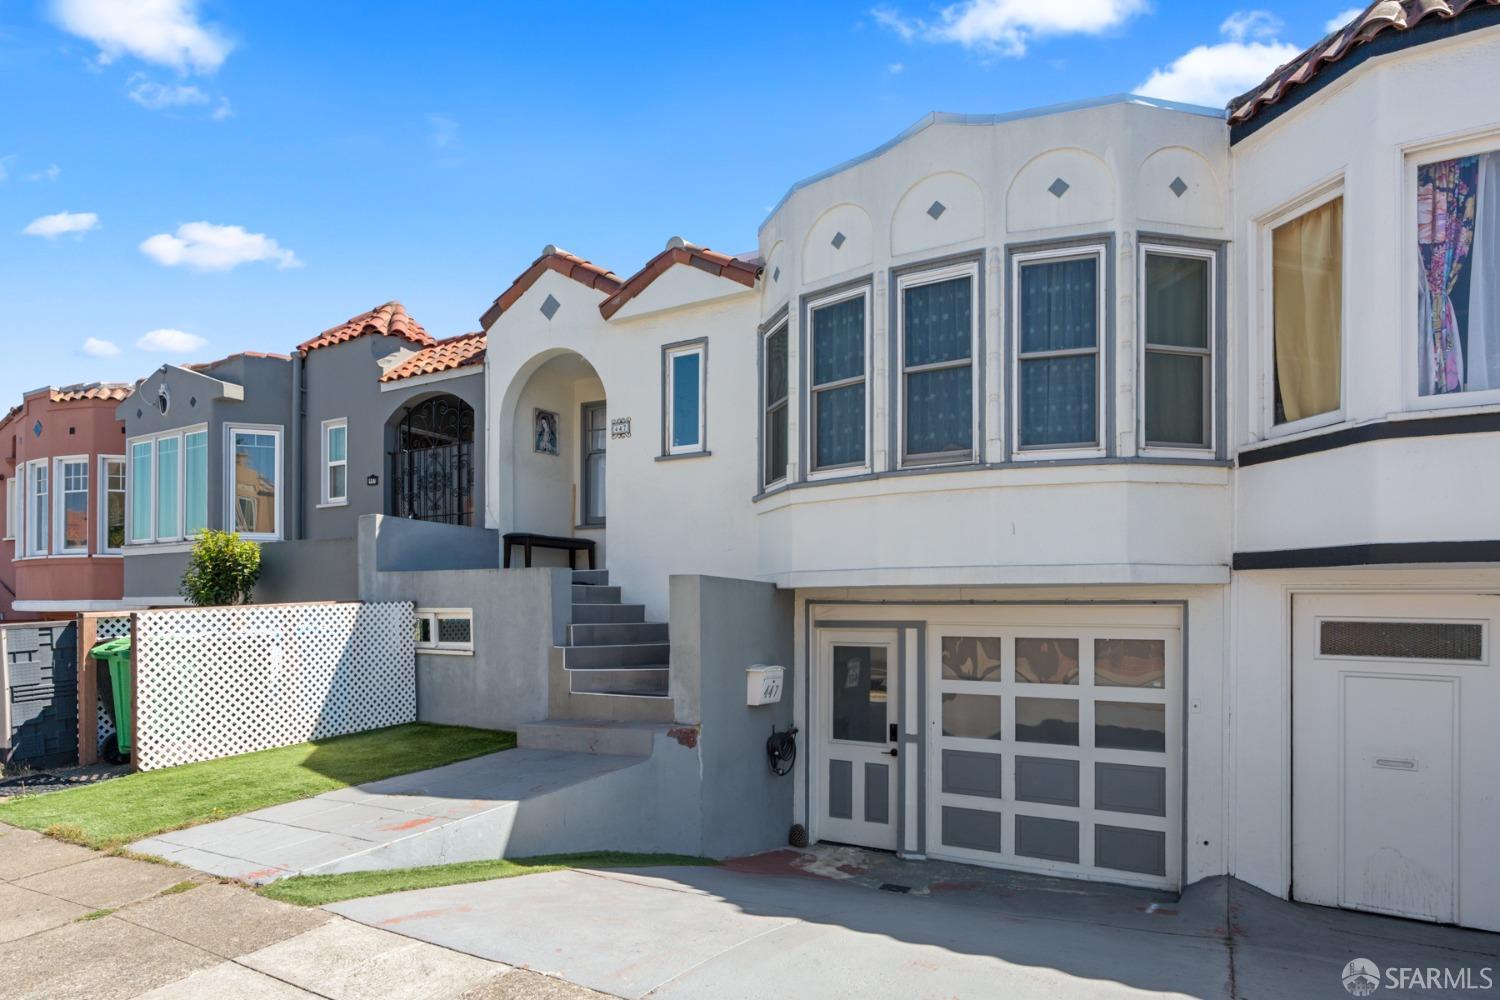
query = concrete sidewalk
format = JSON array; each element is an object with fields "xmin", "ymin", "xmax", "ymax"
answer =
[{"xmin": 0, "ymin": 823, "xmax": 609, "ymax": 999}]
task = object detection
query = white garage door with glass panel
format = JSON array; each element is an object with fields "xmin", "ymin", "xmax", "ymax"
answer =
[{"xmin": 928, "ymin": 612, "xmax": 1181, "ymax": 888}]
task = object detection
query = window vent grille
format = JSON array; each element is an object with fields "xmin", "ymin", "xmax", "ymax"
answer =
[{"xmin": 1319, "ymin": 620, "xmax": 1483, "ymax": 661}]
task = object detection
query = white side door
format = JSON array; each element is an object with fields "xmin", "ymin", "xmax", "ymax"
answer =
[
  {"xmin": 815, "ymin": 629, "xmax": 900, "ymax": 850},
  {"xmin": 1293, "ymin": 593, "xmax": 1500, "ymax": 932}
]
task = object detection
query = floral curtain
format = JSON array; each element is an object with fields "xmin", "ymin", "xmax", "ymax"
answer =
[
  {"xmin": 1019, "ymin": 257, "xmax": 1097, "ymax": 447},
  {"xmin": 1418, "ymin": 156, "xmax": 1479, "ymax": 395},
  {"xmin": 813, "ymin": 297, "xmax": 866, "ymax": 467},
  {"xmin": 904, "ymin": 276, "xmax": 973, "ymax": 456}
]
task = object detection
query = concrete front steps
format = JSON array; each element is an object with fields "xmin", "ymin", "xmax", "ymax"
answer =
[{"xmin": 549, "ymin": 570, "xmax": 674, "ymax": 723}]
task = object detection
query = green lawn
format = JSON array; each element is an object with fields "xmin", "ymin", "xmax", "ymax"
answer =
[
  {"xmin": 0, "ymin": 723, "xmax": 515, "ymax": 851},
  {"xmin": 260, "ymin": 851, "xmax": 716, "ymax": 907}
]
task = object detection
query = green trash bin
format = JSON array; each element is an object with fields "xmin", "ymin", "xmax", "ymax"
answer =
[{"xmin": 91, "ymin": 637, "xmax": 134, "ymax": 756}]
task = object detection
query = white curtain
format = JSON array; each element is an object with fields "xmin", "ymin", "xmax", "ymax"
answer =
[{"xmin": 1467, "ymin": 152, "xmax": 1500, "ymax": 391}]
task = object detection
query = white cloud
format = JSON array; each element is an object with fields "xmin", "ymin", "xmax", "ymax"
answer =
[
  {"xmin": 50, "ymin": 0, "xmax": 232, "ymax": 74},
  {"xmin": 27, "ymin": 164, "xmax": 62, "ymax": 182},
  {"xmin": 136, "ymin": 328, "xmax": 206, "ymax": 353},
  {"xmin": 22, "ymin": 210, "xmax": 100, "ymax": 238},
  {"xmin": 127, "ymin": 77, "xmax": 208, "ymax": 109},
  {"xmin": 139, "ymin": 221, "xmax": 301, "ymax": 271},
  {"xmin": 211, "ymin": 96, "xmax": 232, "ymax": 120},
  {"xmin": 82, "ymin": 337, "xmax": 120, "ymax": 358},
  {"xmin": 1325, "ymin": 7, "xmax": 1364, "ymax": 32},
  {"xmin": 887, "ymin": 61, "xmax": 905, "ymax": 74},
  {"xmin": 1137, "ymin": 10, "xmax": 1302, "ymax": 107},
  {"xmin": 427, "ymin": 114, "xmax": 459, "ymax": 149},
  {"xmin": 873, "ymin": 0, "xmax": 1148, "ymax": 56}
]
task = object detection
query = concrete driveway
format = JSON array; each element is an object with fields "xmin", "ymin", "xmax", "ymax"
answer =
[{"xmin": 328, "ymin": 847, "xmax": 1500, "ymax": 1000}]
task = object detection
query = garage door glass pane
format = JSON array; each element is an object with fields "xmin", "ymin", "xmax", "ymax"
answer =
[
  {"xmin": 1015, "ymin": 697, "xmax": 1079, "ymax": 746},
  {"xmin": 1015, "ymin": 638, "xmax": 1079, "ymax": 684},
  {"xmin": 1095, "ymin": 639, "xmax": 1166, "ymax": 688},
  {"xmin": 1096, "ymin": 702, "xmax": 1166, "ymax": 752},
  {"xmin": 942, "ymin": 694, "xmax": 1003, "ymax": 740},
  {"xmin": 942, "ymin": 636, "xmax": 1004, "ymax": 682},
  {"xmin": 832, "ymin": 646, "xmax": 887, "ymax": 744}
]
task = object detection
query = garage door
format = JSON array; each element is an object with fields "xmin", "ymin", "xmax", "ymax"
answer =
[
  {"xmin": 1293, "ymin": 594, "xmax": 1500, "ymax": 932},
  {"xmin": 926, "ymin": 608, "xmax": 1182, "ymax": 890}
]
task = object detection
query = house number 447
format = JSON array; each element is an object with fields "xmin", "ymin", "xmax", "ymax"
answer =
[{"xmin": 610, "ymin": 417, "xmax": 631, "ymax": 439}]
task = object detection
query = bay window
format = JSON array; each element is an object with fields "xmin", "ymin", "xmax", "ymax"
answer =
[
  {"xmin": 1014, "ymin": 247, "xmax": 1105, "ymax": 454},
  {"xmin": 1141, "ymin": 247, "xmax": 1214, "ymax": 451},
  {"xmin": 807, "ymin": 288, "xmax": 869, "ymax": 474},
  {"xmin": 1417, "ymin": 149, "xmax": 1500, "ymax": 397},
  {"xmin": 899, "ymin": 264, "xmax": 977, "ymax": 466},
  {"xmin": 26, "ymin": 459, "xmax": 48, "ymax": 556},
  {"xmin": 127, "ymin": 426, "xmax": 208, "ymax": 544},
  {"xmin": 56, "ymin": 458, "xmax": 89, "ymax": 553},
  {"xmin": 663, "ymin": 341, "xmax": 706, "ymax": 456},
  {"xmin": 322, "ymin": 419, "xmax": 347, "ymax": 504},
  {"xmin": 762, "ymin": 323, "xmax": 789, "ymax": 488},
  {"xmin": 4, "ymin": 475, "xmax": 16, "ymax": 541},
  {"xmin": 100, "ymin": 456, "xmax": 126, "ymax": 553},
  {"xmin": 1271, "ymin": 195, "xmax": 1342, "ymax": 427},
  {"xmin": 228, "ymin": 425, "xmax": 281, "ymax": 539}
]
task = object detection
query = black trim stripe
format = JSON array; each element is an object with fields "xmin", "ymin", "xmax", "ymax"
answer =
[
  {"xmin": 1234, "ymin": 540, "xmax": 1500, "ymax": 570},
  {"xmin": 1237, "ymin": 411, "xmax": 1500, "ymax": 467},
  {"xmin": 1230, "ymin": 7, "xmax": 1500, "ymax": 144}
]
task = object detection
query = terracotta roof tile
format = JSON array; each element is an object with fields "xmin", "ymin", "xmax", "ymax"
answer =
[
  {"xmin": 379, "ymin": 332, "xmax": 487, "ymax": 383},
  {"xmin": 299, "ymin": 301, "xmax": 437, "ymax": 355},
  {"xmin": 185, "ymin": 350, "xmax": 291, "ymax": 373},
  {"xmin": 599, "ymin": 239, "xmax": 762, "ymax": 320},
  {"xmin": 1228, "ymin": 0, "xmax": 1500, "ymax": 127},
  {"xmin": 49, "ymin": 382, "xmax": 134, "ymax": 403},
  {"xmin": 479, "ymin": 247, "xmax": 623, "ymax": 329}
]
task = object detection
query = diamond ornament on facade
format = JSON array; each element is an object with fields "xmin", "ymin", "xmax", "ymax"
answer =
[
  {"xmin": 1048, "ymin": 178, "xmax": 1070, "ymax": 199},
  {"xmin": 1169, "ymin": 176, "xmax": 1189, "ymax": 198},
  {"xmin": 540, "ymin": 294, "xmax": 561, "ymax": 320},
  {"xmin": 830, "ymin": 231, "xmax": 846, "ymax": 249},
  {"xmin": 927, "ymin": 200, "xmax": 946, "ymax": 219}
]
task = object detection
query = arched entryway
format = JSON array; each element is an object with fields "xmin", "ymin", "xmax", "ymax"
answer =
[{"xmin": 388, "ymin": 394, "xmax": 476, "ymax": 525}]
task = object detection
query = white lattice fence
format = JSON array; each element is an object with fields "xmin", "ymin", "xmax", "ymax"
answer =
[{"xmin": 133, "ymin": 602, "xmax": 415, "ymax": 771}]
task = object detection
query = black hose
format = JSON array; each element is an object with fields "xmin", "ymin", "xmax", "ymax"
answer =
[{"xmin": 767, "ymin": 725, "xmax": 798, "ymax": 776}]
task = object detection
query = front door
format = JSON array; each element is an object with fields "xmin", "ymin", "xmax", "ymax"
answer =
[
  {"xmin": 816, "ymin": 630, "xmax": 900, "ymax": 850},
  {"xmin": 1293, "ymin": 593, "xmax": 1500, "ymax": 932}
]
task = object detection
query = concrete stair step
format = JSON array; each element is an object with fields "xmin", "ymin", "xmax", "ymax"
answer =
[
  {"xmin": 568, "ymin": 667, "xmax": 669, "ymax": 696},
  {"xmin": 571, "ymin": 569, "xmax": 610, "ymax": 586},
  {"xmin": 564, "ymin": 642, "xmax": 672, "ymax": 669},
  {"xmin": 572, "ymin": 603, "xmax": 647, "ymax": 624},
  {"xmin": 572, "ymin": 584, "xmax": 622, "ymax": 604},
  {"xmin": 568, "ymin": 621, "xmax": 669, "ymax": 646},
  {"xmin": 516, "ymin": 720, "xmax": 664, "ymax": 757}
]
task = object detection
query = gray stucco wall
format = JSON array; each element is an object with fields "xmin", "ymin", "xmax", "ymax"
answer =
[
  {"xmin": 669, "ymin": 574, "xmax": 795, "ymax": 859},
  {"xmin": 255, "ymin": 538, "xmax": 358, "ymax": 603},
  {"xmin": 119, "ymin": 355, "xmax": 294, "ymax": 601},
  {"xmin": 299, "ymin": 337, "xmax": 485, "ymax": 541}
]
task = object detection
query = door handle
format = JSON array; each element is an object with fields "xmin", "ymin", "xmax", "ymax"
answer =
[{"xmin": 882, "ymin": 748, "xmax": 899, "ymax": 758}]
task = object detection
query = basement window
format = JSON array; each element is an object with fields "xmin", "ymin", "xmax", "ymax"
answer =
[{"xmin": 415, "ymin": 608, "xmax": 474, "ymax": 655}]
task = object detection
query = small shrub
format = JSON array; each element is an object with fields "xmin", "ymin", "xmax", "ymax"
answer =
[{"xmin": 180, "ymin": 530, "xmax": 261, "ymax": 606}]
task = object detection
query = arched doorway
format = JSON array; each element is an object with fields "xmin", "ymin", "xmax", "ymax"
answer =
[{"xmin": 388, "ymin": 394, "xmax": 475, "ymax": 525}]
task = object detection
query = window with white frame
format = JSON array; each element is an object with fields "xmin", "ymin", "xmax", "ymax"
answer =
[
  {"xmin": 899, "ymin": 263, "xmax": 978, "ymax": 466},
  {"xmin": 1014, "ymin": 247, "xmax": 1105, "ymax": 454},
  {"xmin": 414, "ymin": 608, "xmax": 473, "ymax": 654},
  {"xmin": 127, "ymin": 427, "xmax": 208, "ymax": 544},
  {"xmin": 762, "ymin": 323, "xmax": 789, "ymax": 488},
  {"xmin": 663, "ymin": 342, "xmax": 706, "ymax": 455},
  {"xmin": 807, "ymin": 288, "xmax": 869, "ymax": 474},
  {"xmin": 1270, "ymin": 195, "xmax": 1342, "ymax": 428},
  {"xmin": 26, "ymin": 459, "xmax": 48, "ymax": 557},
  {"xmin": 4, "ymin": 475, "xmax": 16, "ymax": 541},
  {"xmin": 227, "ymin": 425, "xmax": 281, "ymax": 539},
  {"xmin": 1141, "ymin": 247, "xmax": 1214, "ymax": 451},
  {"xmin": 55, "ymin": 457, "xmax": 89, "ymax": 553},
  {"xmin": 184, "ymin": 429, "xmax": 207, "ymax": 535},
  {"xmin": 100, "ymin": 456, "xmax": 126, "ymax": 553},
  {"xmin": 128, "ymin": 439, "xmax": 152, "ymax": 543},
  {"xmin": 155, "ymin": 435, "xmax": 181, "ymax": 540},
  {"xmin": 323, "ymin": 419, "xmax": 348, "ymax": 504}
]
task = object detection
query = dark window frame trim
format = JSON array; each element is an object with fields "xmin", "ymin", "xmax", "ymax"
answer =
[
  {"xmin": 579, "ymin": 399, "xmax": 607, "ymax": 527},
  {"xmin": 1237, "ymin": 409, "xmax": 1500, "ymax": 467},
  {"xmin": 758, "ymin": 303, "xmax": 792, "ymax": 492},
  {"xmin": 800, "ymin": 276, "xmax": 876, "ymax": 479},
  {"xmin": 1233, "ymin": 539, "xmax": 1500, "ymax": 570}
]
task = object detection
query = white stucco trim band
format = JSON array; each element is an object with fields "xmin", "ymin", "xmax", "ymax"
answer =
[{"xmin": 769, "ymin": 563, "xmax": 1230, "ymax": 589}]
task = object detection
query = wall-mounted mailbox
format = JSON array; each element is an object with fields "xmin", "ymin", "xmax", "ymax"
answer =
[{"xmin": 747, "ymin": 664, "xmax": 784, "ymax": 706}]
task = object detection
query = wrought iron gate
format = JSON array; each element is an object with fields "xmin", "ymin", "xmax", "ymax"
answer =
[{"xmin": 389, "ymin": 395, "xmax": 475, "ymax": 526}]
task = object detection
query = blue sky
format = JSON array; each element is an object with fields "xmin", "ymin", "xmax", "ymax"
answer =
[{"xmin": 2, "ymin": 0, "xmax": 1361, "ymax": 404}]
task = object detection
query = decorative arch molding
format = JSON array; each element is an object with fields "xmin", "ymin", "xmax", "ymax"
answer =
[
  {"xmin": 802, "ymin": 203, "xmax": 873, "ymax": 283},
  {"xmin": 891, "ymin": 171, "xmax": 985, "ymax": 256},
  {"xmin": 1006, "ymin": 148, "xmax": 1115, "ymax": 233},
  {"xmin": 1137, "ymin": 146, "xmax": 1224, "ymax": 228}
]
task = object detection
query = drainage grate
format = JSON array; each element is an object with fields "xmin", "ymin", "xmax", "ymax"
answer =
[{"xmin": 879, "ymin": 883, "xmax": 911, "ymax": 894}]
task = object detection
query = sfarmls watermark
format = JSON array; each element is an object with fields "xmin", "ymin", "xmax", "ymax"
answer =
[{"xmin": 1342, "ymin": 958, "xmax": 1495, "ymax": 996}]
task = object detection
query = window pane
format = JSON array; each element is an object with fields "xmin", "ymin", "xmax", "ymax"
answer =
[
  {"xmin": 1021, "ymin": 257, "xmax": 1097, "ymax": 353},
  {"xmin": 155, "ymin": 437, "xmax": 179, "ymax": 539},
  {"xmin": 232, "ymin": 431, "xmax": 277, "ymax": 534},
  {"xmin": 767, "ymin": 405, "xmax": 788, "ymax": 484},
  {"xmin": 585, "ymin": 451, "xmax": 606, "ymax": 521},
  {"xmin": 942, "ymin": 693, "xmax": 1003, "ymax": 740},
  {"xmin": 1096, "ymin": 702, "xmax": 1166, "ymax": 752},
  {"xmin": 1273, "ymin": 197, "xmax": 1342, "ymax": 423},
  {"xmin": 815, "ymin": 383, "xmax": 865, "ymax": 468},
  {"xmin": 906, "ymin": 366, "xmax": 972, "ymax": 456},
  {"xmin": 1418, "ymin": 152, "xmax": 1500, "ymax": 395},
  {"xmin": 832, "ymin": 645, "xmax": 887, "ymax": 743},
  {"xmin": 941, "ymin": 636, "xmax": 1004, "ymax": 682},
  {"xmin": 1015, "ymin": 697, "xmax": 1079, "ymax": 745},
  {"xmin": 812, "ymin": 297, "xmax": 864, "ymax": 386},
  {"xmin": 184, "ymin": 431, "xmax": 207, "ymax": 535},
  {"xmin": 437, "ymin": 616, "xmax": 471, "ymax": 644},
  {"xmin": 671, "ymin": 351, "xmax": 701, "ymax": 449},
  {"xmin": 1144, "ymin": 352, "xmax": 1206, "ymax": 446},
  {"xmin": 1019, "ymin": 355, "xmax": 1096, "ymax": 447},
  {"xmin": 1015, "ymin": 638, "xmax": 1079, "ymax": 684},
  {"xmin": 106, "ymin": 460, "xmax": 126, "ymax": 549},
  {"xmin": 414, "ymin": 617, "xmax": 432, "ymax": 644},
  {"xmin": 30, "ymin": 466, "xmax": 47, "ymax": 553},
  {"xmin": 1095, "ymin": 639, "xmax": 1166, "ymax": 688},
  {"xmin": 905, "ymin": 276, "xmax": 971, "ymax": 366},
  {"xmin": 1146, "ymin": 254, "xmax": 1209, "ymax": 349},
  {"xmin": 766, "ymin": 327, "xmax": 788, "ymax": 402},
  {"xmin": 63, "ymin": 462, "xmax": 88, "ymax": 550},
  {"xmin": 328, "ymin": 424, "xmax": 347, "ymax": 462},
  {"xmin": 130, "ymin": 443, "xmax": 152, "ymax": 541}
]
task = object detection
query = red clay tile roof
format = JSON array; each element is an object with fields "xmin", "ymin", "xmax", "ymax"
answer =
[
  {"xmin": 479, "ymin": 247, "xmax": 624, "ymax": 329},
  {"xmin": 599, "ymin": 239, "xmax": 763, "ymax": 320},
  {"xmin": 1228, "ymin": 0, "xmax": 1500, "ymax": 127},
  {"xmin": 48, "ymin": 382, "xmax": 133, "ymax": 403},
  {"xmin": 185, "ymin": 350, "xmax": 290, "ymax": 373},
  {"xmin": 299, "ymin": 301, "xmax": 437, "ymax": 355},
  {"xmin": 380, "ymin": 332, "xmax": 487, "ymax": 383}
]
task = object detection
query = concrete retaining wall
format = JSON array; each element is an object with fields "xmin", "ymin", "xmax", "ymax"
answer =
[{"xmin": 256, "ymin": 538, "xmax": 359, "ymax": 603}]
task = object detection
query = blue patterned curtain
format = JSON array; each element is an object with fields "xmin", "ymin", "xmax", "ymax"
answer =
[
  {"xmin": 813, "ymin": 297, "xmax": 866, "ymax": 467},
  {"xmin": 816, "ymin": 384, "xmax": 865, "ymax": 467},
  {"xmin": 1020, "ymin": 258, "xmax": 1097, "ymax": 447},
  {"xmin": 904, "ymin": 277, "xmax": 973, "ymax": 456}
]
